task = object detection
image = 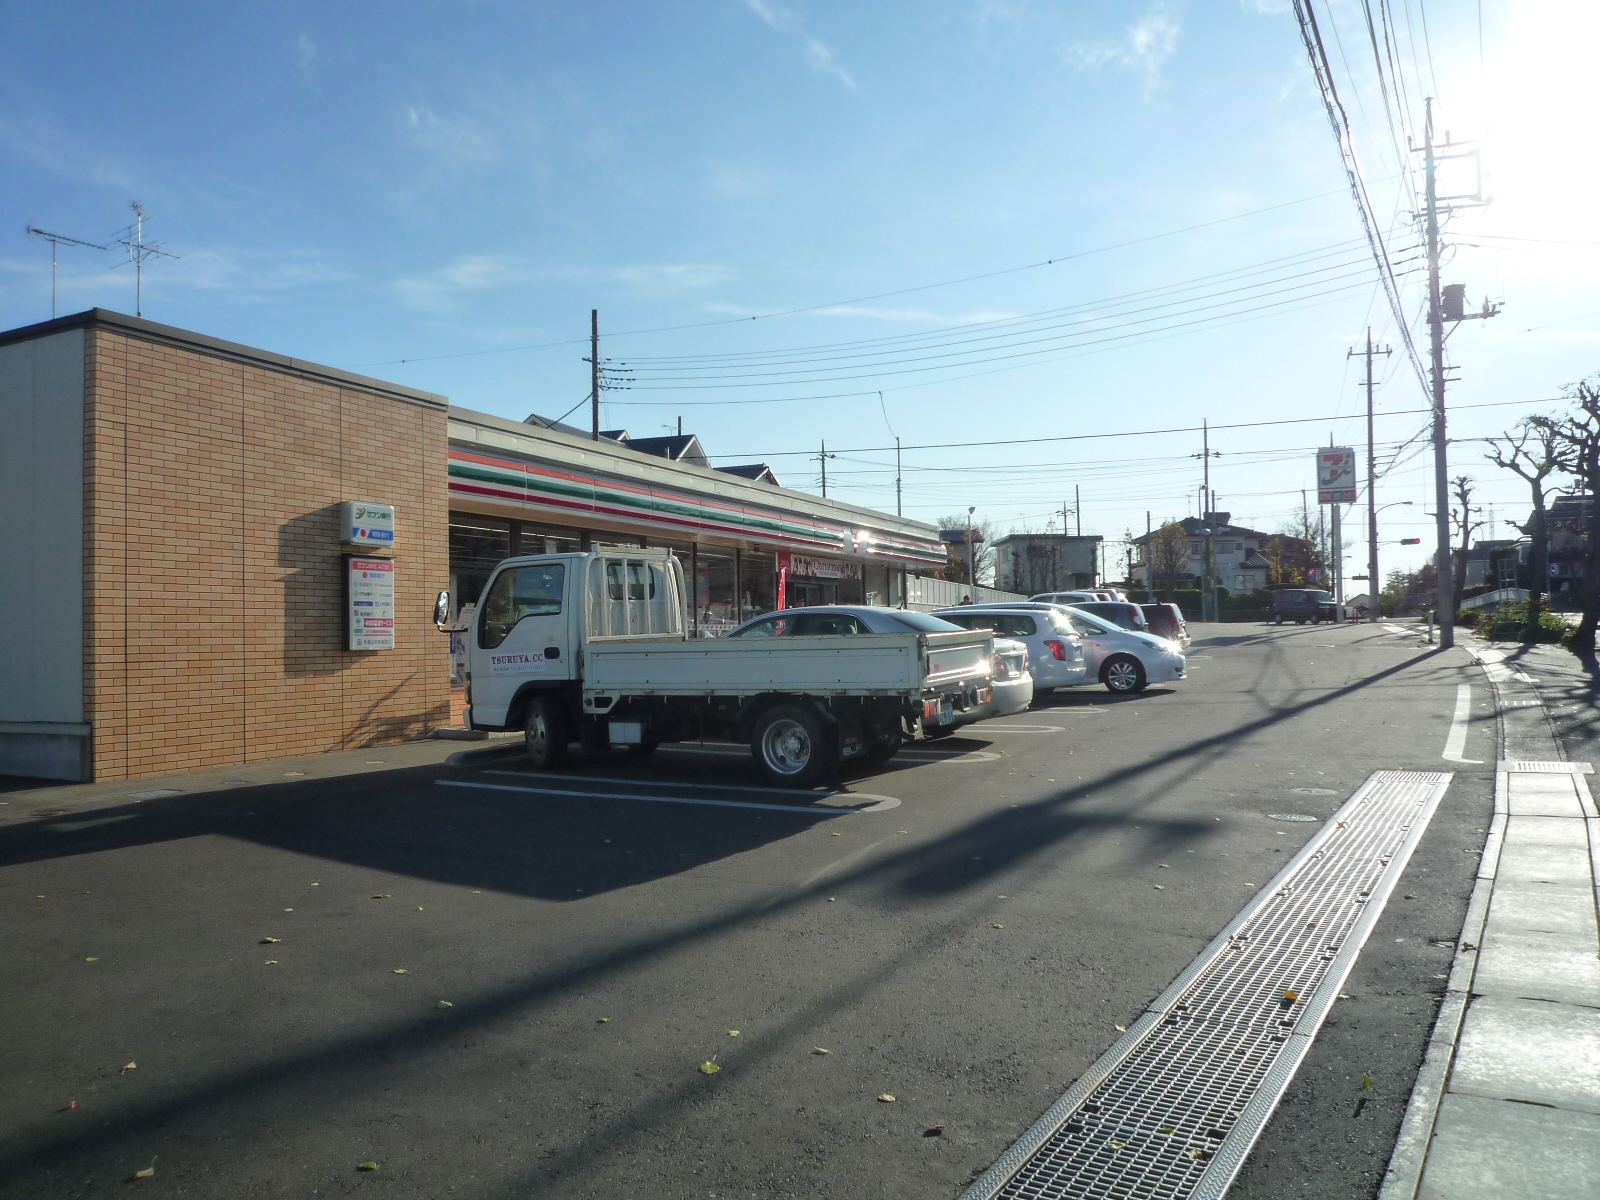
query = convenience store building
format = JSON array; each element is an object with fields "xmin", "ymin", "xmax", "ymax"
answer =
[{"xmin": 0, "ymin": 309, "xmax": 949, "ymax": 783}]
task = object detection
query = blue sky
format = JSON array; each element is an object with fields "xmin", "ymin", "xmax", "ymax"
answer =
[{"xmin": 3, "ymin": 1, "xmax": 1596, "ymax": 581}]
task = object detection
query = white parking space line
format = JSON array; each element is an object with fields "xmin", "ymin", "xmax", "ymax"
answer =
[
  {"xmin": 1443, "ymin": 683, "xmax": 1484, "ymax": 764},
  {"xmin": 898, "ymin": 749, "xmax": 1003, "ymax": 763},
  {"xmin": 977, "ymin": 723, "xmax": 1065, "ymax": 734},
  {"xmin": 436, "ymin": 778, "xmax": 857, "ymax": 816}
]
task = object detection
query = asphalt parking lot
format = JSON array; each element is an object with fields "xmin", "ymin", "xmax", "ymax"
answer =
[{"xmin": 0, "ymin": 621, "xmax": 1496, "ymax": 1199}]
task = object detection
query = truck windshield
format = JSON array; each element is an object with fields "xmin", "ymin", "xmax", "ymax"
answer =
[{"xmin": 480, "ymin": 563, "xmax": 565, "ymax": 649}]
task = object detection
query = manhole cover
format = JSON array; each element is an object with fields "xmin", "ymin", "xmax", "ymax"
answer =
[
  {"xmin": 1289, "ymin": 787, "xmax": 1337, "ymax": 795},
  {"xmin": 1268, "ymin": 812, "xmax": 1319, "ymax": 822}
]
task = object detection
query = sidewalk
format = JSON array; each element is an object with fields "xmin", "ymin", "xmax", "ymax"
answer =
[{"xmin": 1381, "ymin": 644, "xmax": 1600, "ymax": 1199}]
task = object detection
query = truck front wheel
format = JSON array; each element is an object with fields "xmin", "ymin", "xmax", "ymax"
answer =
[
  {"xmin": 525, "ymin": 695, "xmax": 571, "ymax": 770},
  {"xmin": 752, "ymin": 704, "xmax": 836, "ymax": 788}
]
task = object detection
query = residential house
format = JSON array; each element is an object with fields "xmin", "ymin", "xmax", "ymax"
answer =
[
  {"xmin": 1131, "ymin": 514, "xmax": 1289, "ymax": 593},
  {"xmin": 992, "ymin": 533, "xmax": 1103, "ymax": 593}
]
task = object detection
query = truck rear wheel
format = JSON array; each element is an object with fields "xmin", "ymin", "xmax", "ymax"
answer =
[
  {"xmin": 524, "ymin": 695, "xmax": 571, "ymax": 770},
  {"xmin": 752, "ymin": 704, "xmax": 836, "ymax": 788}
]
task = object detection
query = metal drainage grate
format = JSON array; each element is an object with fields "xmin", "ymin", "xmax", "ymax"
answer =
[
  {"xmin": 962, "ymin": 770, "xmax": 1453, "ymax": 1200},
  {"xmin": 1502, "ymin": 760, "xmax": 1592, "ymax": 774}
]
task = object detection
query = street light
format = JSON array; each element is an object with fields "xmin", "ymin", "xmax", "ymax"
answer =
[
  {"xmin": 1359, "ymin": 501, "xmax": 1412, "ymax": 621},
  {"xmin": 966, "ymin": 506, "xmax": 976, "ymax": 594}
]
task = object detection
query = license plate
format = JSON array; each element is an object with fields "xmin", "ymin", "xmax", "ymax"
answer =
[{"xmin": 938, "ymin": 701, "xmax": 955, "ymax": 726}]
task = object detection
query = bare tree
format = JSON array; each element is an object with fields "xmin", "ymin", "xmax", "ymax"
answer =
[
  {"xmin": 934, "ymin": 514, "xmax": 998, "ymax": 587},
  {"xmin": 1485, "ymin": 415, "xmax": 1561, "ymax": 633},
  {"xmin": 1450, "ymin": 475, "xmax": 1484, "ymax": 614},
  {"xmin": 1548, "ymin": 378, "xmax": 1600, "ymax": 661},
  {"xmin": 1148, "ymin": 521, "xmax": 1189, "ymax": 599}
]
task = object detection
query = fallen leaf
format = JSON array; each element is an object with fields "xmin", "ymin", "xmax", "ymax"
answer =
[
  {"xmin": 831, "ymin": 832, "xmax": 842, "ymax": 837},
  {"xmin": 1159, "ymin": 1125, "xmax": 1175, "ymax": 1134},
  {"xmin": 260, "ymin": 937, "xmax": 280, "ymax": 944},
  {"xmin": 1185, "ymin": 1148, "xmax": 1208, "ymax": 1161},
  {"xmin": 726, "ymin": 1029, "xmax": 741, "ymax": 1037},
  {"xmin": 1158, "ymin": 863, "xmax": 1170, "ymax": 868},
  {"xmin": 993, "ymin": 923, "xmax": 1004, "ymax": 929},
  {"xmin": 67, "ymin": 1100, "xmax": 78, "ymax": 1110},
  {"xmin": 133, "ymin": 1163, "xmax": 156, "ymax": 1180},
  {"xmin": 812, "ymin": 1047, "xmax": 832, "ymax": 1055},
  {"xmin": 1111, "ymin": 1139, "xmax": 1127, "ymax": 1150},
  {"xmin": 372, "ymin": 894, "xmax": 392, "ymax": 900},
  {"xmin": 878, "ymin": 1093, "xmax": 896, "ymax": 1103},
  {"xmin": 472, "ymin": 890, "xmax": 482, "ymax": 894},
  {"xmin": 121, "ymin": 1062, "xmax": 136, "ymax": 1073},
  {"xmin": 358, "ymin": 1162, "xmax": 378, "ymax": 1171},
  {"xmin": 1153, "ymin": 885, "xmax": 1165, "ymax": 890},
  {"xmin": 36, "ymin": 894, "xmax": 44, "ymax": 899},
  {"xmin": 1281, "ymin": 989, "xmax": 1299, "ymax": 1005},
  {"xmin": 1114, "ymin": 1025, "xmax": 1126, "ymax": 1032},
  {"xmin": 392, "ymin": 969, "xmax": 407, "ymax": 975},
  {"xmin": 283, "ymin": 908, "xmax": 293, "ymax": 912},
  {"xmin": 998, "ymin": 894, "xmax": 1008, "ymax": 899},
  {"xmin": 265, "ymin": 959, "xmax": 278, "ymax": 965},
  {"xmin": 1362, "ymin": 1073, "xmax": 1373, "ymax": 1090},
  {"xmin": 436, "ymin": 1000, "xmax": 453, "ymax": 1009},
  {"xmin": 84, "ymin": 956, "xmax": 99, "ymax": 962},
  {"xmin": 828, "ymin": 897, "xmax": 835, "ymax": 902},
  {"xmin": 698, "ymin": 1060, "xmax": 720, "ymax": 1075},
  {"xmin": 597, "ymin": 1017, "xmax": 612, "ymax": 1023},
  {"xmin": 311, "ymin": 882, "xmax": 319, "ymax": 887},
  {"xmin": 416, "ymin": 906, "xmax": 424, "ymax": 911}
]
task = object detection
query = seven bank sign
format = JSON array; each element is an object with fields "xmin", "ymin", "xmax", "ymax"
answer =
[
  {"xmin": 342, "ymin": 502, "xmax": 396, "ymax": 548},
  {"xmin": 1316, "ymin": 448, "xmax": 1358, "ymax": 505}
]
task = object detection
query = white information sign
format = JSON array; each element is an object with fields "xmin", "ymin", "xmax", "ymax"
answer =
[
  {"xmin": 788, "ymin": 554, "xmax": 861, "ymax": 580},
  {"xmin": 348, "ymin": 558, "xmax": 395, "ymax": 650},
  {"xmin": 342, "ymin": 501, "xmax": 396, "ymax": 548},
  {"xmin": 1316, "ymin": 447, "xmax": 1358, "ymax": 504}
]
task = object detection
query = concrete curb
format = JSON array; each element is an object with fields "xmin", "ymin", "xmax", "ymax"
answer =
[{"xmin": 442, "ymin": 738, "xmax": 525, "ymax": 769}]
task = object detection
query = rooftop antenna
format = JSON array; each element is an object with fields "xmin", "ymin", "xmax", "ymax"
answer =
[
  {"xmin": 113, "ymin": 202, "xmax": 179, "ymax": 318},
  {"xmin": 25, "ymin": 224, "xmax": 110, "ymax": 319}
]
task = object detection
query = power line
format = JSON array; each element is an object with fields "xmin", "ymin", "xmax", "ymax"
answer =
[{"xmin": 347, "ymin": 185, "xmax": 1382, "ymax": 368}]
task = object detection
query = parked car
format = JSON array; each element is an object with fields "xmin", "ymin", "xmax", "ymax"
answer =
[
  {"xmin": 933, "ymin": 607, "xmax": 1091, "ymax": 699},
  {"xmin": 1271, "ymin": 589, "xmax": 1340, "ymax": 625},
  {"xmin": 961, "ymin": 602, "xmax": 1186, "ymax": 694},
  {"xmin": 983, "ymin": 637, "xmax": 1035, "ymax": 718},
  {"xmin": 1141, "ymin": 602, "xmax": 1189, "ymax": 646},
  {"xmin": 1069, "ymin": 600, "xmax": 1149, "ymax": 632},
  {"xmin": 1030, "ymin": 591, "xmax": 1100, "ymax": 606}
]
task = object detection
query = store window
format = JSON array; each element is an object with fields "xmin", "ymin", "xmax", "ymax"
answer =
[
  {"xmin": 450, "ymin": 512, "xmax": 512, "ymax": 572},
  {"xmin": 696, "ymin": 551, "xmax": 737, "ymax": 637},
  {"xmin": 741, "ymin": 550, "xmax": 776, "ymax": 621},
  {"xmin": 518, "ymin": 521, "xmax": 584, "ymax": 556}
]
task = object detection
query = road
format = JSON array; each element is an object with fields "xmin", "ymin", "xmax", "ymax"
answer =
[{"xmin": 0, "ymin": 621, "xmax": 1496, "ymax": 1199}]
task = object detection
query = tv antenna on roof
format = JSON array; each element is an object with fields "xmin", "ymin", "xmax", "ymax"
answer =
[
  {"xmin": 113, "ymin": 202, "xmax": 180, "ymax": 318},
  {"xmin": 25, "ymin": 224, "xmax": 110, "ymax": 319}
]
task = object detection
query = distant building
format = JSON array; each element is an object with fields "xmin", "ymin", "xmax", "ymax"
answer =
[
  {"xmin": 1130, "ymin": 514, "xmax": 1287, "ymax": 592},
  {"xmin": 991, "ymin": 533, "xmax": 1103, "ymax": 593}
]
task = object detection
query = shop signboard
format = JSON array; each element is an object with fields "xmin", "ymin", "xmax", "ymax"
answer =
[
  {"xmin": 342, "ymin": 501, "xmax": 396, "ymax": 548},
  {"xmin": 787, "ymin": 554, "xmax": 861, "ymax": 580},
  {"xmin": 1316, "ymin": 448, "xmax": 1357, "ymax": 504},
  {"xmin": 347, "ymin": 558, "xmax": 395, "ymax": 650}
]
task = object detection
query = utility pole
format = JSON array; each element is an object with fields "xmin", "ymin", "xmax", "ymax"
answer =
[
  {"xmin": 26, "ymin": 225, "xmax": 109, "ymax": 319},
  {"xmin": 1329, "ymin": 435, "xmax": 1343, "ymax": 606},
  {"xmin": 966, "ymin": 506, "xmax": 977, "ymax": 591},
  {"xmin": 815, "ymin": 441, "xmax": 838, "ymax": 497},
  {"xmin": 1193, "ymin": 419, "xmax": 1221, "ymax": 621},
  {"xmin": 1075, "ymin": 484, "xmax": 1082, "ymax": 537},
  {"xmin": 895, "ymin": 437, "xmax": 902, "ymax": 516},
  {"xmin": 1349, "ymin": 329, "xmax": 1392, "ymax": 621},
  {"xmin": 1423, "ymin": 101, "xmax": 1454, "ymax": 646},
  {"xmin": 590, "ymin": 309, "xmax": 600, "ymax": 440}
]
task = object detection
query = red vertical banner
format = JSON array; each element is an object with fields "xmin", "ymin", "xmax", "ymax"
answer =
[{"xmin": 776, "ymin": 552, "xmax": 790, "ymax": 609}]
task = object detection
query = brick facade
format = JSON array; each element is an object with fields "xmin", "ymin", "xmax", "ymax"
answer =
[{"xmin": 81, "ymin": 323, "xmax": 449, "ymax": 780}]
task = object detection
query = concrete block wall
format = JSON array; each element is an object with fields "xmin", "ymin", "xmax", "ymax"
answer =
[{"xmin": 83, "ymin": 327, "xmax": 450, "ymax": 780}]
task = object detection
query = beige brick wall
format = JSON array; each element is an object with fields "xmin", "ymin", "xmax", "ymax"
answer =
[{"xmin": 83, "ymin": 329, "xmax": 449, "ymax": 780}]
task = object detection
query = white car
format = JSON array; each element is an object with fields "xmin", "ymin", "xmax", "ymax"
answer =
[
  {"xmin": 1030, "ymin": 590, "xmax": 1100, "ymax": 606},
  {"xmin": 983, "ymin": 637, "xmax": 1035, "ymax": 717},
  {"xmin": 965, "ymin": 602, "xmax": 1185, "ymax": 694},
  {"xmin": 933, "ymin": 607, "xmax": 1090, "ymax": 699}
]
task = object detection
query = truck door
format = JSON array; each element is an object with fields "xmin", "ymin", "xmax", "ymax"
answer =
[{"xmin": 471, "ymin": 560, "xmax": 573, "ymax": 727}]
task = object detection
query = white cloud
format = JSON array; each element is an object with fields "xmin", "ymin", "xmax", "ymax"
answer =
[
  {"xmin": 1066, "ymin": 6, "xmax": 1182, "ymax": 91},
  {"xmin": 741, "ymin": 0, "xmax": 857, "ymax": 91},
  {"xmin": 295, "ymin": 33, "xmax": 318, "ymax": 71},
  {"xmin": 394, "ymin": 256, "xmax": 735, "ymax": 313},
  {"xmin": 404, "ymin": 104, "xmax": 498, "ymax": 168}
]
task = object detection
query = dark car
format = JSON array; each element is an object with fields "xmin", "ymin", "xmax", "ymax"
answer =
[
  {"xmin": 1272, "ymin": 589, "xmax": 1339, "ymax": 625},
  {"xmin": 1140, "ymin": 602, "xmax": 1188, "ymax": 645},
  {"xmin": 1070, "ymin": 601, "xmax": 1149, "ymax": 632}
]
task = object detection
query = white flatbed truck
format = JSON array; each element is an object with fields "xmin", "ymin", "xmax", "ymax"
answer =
[{"xmin": 437, "ymin": 548, "xmax": 995, "ymax": 787}]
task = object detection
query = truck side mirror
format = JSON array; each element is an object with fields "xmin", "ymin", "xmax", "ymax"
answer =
[{"xmin": 433, "ymin": 590, "xmax": 452, "ymax": 631}]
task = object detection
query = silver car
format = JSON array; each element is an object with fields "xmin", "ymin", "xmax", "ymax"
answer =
[
  {"xmin": 963, "ymin": 602, "xmax": 1186, "ymax": 694},
  {"xmin": 932, "ymin": 607, "xmax": 1090, "ymax": 699}
]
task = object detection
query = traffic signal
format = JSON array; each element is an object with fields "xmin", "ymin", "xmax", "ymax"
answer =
[{"xmin": 1399, "ymin": 537, "xmax": 1422, "ymax": 545}]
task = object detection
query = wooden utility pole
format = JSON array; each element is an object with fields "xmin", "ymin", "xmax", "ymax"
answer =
[{"xmin": 1349, "ymin": 329, "xmax": 1392, "ymax": 620}]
